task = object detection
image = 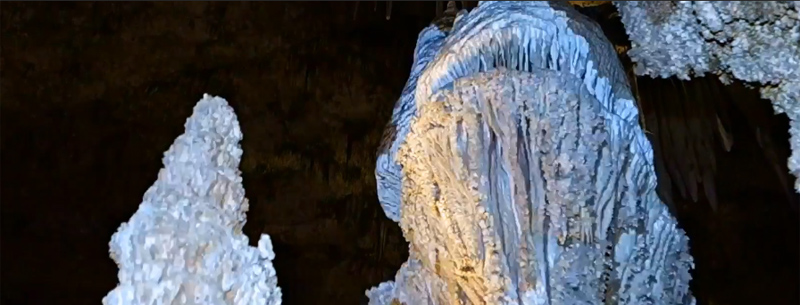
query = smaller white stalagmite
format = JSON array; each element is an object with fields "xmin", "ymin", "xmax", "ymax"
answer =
[{"xmin": 103, "ymin": 94, "xmax": 281, "ymax": 305}]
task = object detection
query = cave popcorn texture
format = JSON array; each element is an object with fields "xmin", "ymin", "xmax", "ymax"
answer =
[
  {"xmin": 371, "ymin": 1, "xmax": 694, "ymax": 304},
  {"xmin": 103, "ymin": 95, "xmax": 281, "ymax": 305},
  {"xmin": 615, "ymin": 1, "xmax": 800, "ymax": 192}
]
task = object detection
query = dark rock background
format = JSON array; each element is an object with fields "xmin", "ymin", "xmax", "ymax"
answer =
[{"xmin": 1, "ymin": 2, "xmax": 797, "ymax": 305}]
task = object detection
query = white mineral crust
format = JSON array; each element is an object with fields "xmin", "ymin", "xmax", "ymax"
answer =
[
  {"xmin": 103, "ymin": 94, "xmax": 282, "ymax": 305},
  {"xmin": 371, "ymin": 2, "xmax": 694, "ymax": 304},
  {"xmin": 615, "ymin": 1, "xmax": 800, "ymax": 192}
]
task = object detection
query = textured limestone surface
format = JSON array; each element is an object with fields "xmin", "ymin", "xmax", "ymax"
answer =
[
  {"xmin": 103, "ymin": 95, "xmax": 281, "ymax": 305},
  {"xmin": 372, "ymin": 1, "xmax": 694, "ymax": 304},
  {"xmin": 615, "ymin": 1, "xmax": 800, "ymax": 192}
]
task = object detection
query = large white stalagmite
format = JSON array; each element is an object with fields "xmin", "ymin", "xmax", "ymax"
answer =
[
  {"xmin": 614, "ymin": 1, "xmax": 800, "ymax": 191},
  {"xmin": 373, "ymin": 1, "xmax": 694, "ymax": 304},
  {"xmin": 103, "ymin": 95, "xmax": 282, "ymax": 305}
]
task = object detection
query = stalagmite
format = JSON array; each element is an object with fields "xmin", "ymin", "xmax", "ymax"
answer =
[
  {"xmin": 103, "ymin": 95, "xmax": 282, "ymax": 305},
  {"xmin": 373, "ymin": 1, "xmax": 694, "ymax": 304}
]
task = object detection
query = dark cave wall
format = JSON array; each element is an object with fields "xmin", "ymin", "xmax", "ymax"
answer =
[
  {"xmin": 1, "ymin": 2, "xmax": 797, "ymax": 305},
  {"xmin": 657, "ymin": 82, "xmax": 800, "ymax": 304},
  {"xmin": 1, "ymin": 2, "xmax": 434, "ymax": 304}
]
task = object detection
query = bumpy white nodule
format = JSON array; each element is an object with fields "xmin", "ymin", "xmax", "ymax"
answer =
[
  {"xmin": 103, "ymin": 94, "xmax": 282, "ymax": 305},
  {"xmin": 372, "ymin": 1, "xmax": 694, "ymax": 304},
  {"xmin": 615, "ymin": 1, "xmax": 800, "ymax": 192}
]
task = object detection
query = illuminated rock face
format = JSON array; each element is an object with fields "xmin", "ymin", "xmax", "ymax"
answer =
[
  {"xmin": 615, "ymin": 1, "xmax": 800, "ymax": 192},
  {"xmin": 372, "ymin": 2, "xmax": 694, "ymax": 304},
  {"xmin": 103, "ymin": 95, "xmax": 282, "ymax": 305}
]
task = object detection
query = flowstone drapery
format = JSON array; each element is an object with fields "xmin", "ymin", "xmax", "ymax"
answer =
[
  {"xmin": 103, "ymin": 95, "xmax": 281, "ymax": 305},
  {"xmin": 372, "ymin": 1, "xmax": 694, "ymax": 304},
  {"xmin": 614, "ymin": 1, "xmax": 800, "ymax": 191}
]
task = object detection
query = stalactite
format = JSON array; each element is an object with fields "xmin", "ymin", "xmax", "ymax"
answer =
[{"xmin": 615, "ymin": 1, "xmax": 800, "ymax": 193}]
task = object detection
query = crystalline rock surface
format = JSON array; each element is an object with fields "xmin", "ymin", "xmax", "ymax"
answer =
[
  {"xmin": 614, "ymin": 1, "xmax": 800, "ymax": 191},
  {"xmin": 103, "ymin": 94, "xmax": 282, "ymax": 305},
  {"xmin": 373, "ymin": 1, "xmax": 694, "ymax": 304},
  {"xmin": 100, "ymin": 1, "xmax": 796, "ymax": 303}
]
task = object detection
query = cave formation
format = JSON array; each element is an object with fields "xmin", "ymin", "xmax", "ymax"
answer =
[{"xmin": 1, "ymin": 1, "xmax": 797, "ymax": 305}]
